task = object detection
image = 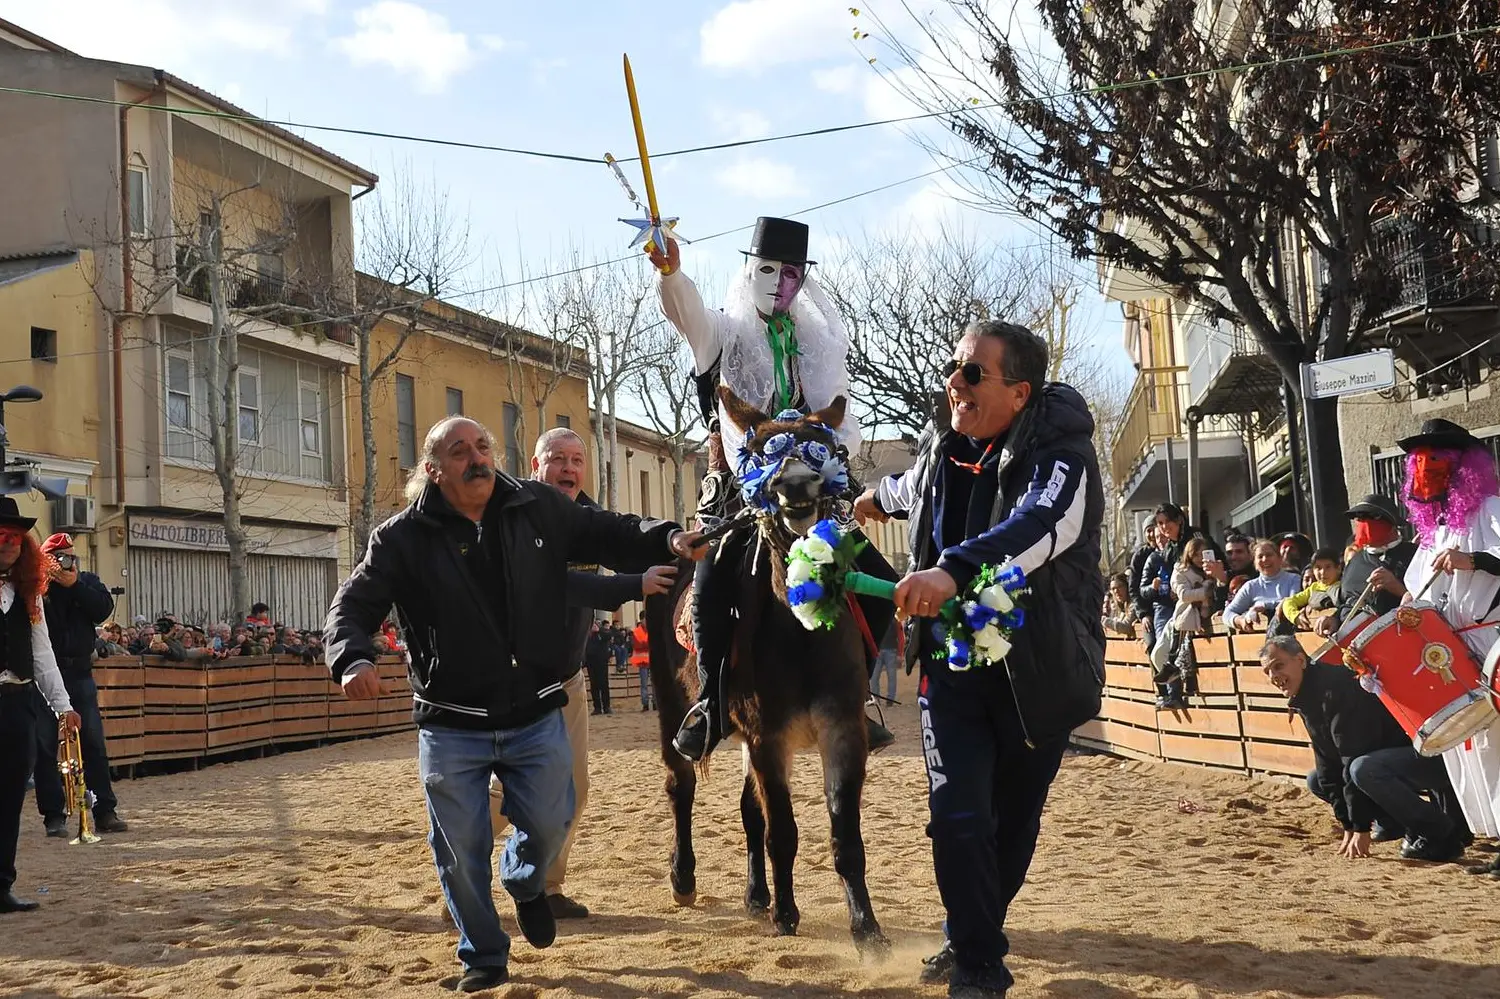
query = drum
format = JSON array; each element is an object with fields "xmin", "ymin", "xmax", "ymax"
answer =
[{"xmin": 1343, "ymin": 603, "xmax": 1498, "ymax": 756}]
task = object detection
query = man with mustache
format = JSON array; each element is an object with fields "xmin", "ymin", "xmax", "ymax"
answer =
[
  {"xmin": 484, "ymin": 428, "xmax": 678, "ymax": 922},
  {"xmin": 325, "ymin": 418, "xmax": 703, "ymax": 991},
  {"xmin": 0, "ymin": 497, "xmax": 82, "ymax": 913}
]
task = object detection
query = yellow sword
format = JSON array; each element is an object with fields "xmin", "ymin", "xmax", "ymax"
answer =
[
  {"xmin": 615, "ymin": 53, "xmax": 684, "ymax": 264},
  {"xmin": 623, "ymin": 53, "xmax": 661, "ymax": 228}
]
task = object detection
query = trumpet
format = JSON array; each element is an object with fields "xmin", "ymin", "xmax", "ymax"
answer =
[{"xmin": 57, "ymin": 723, "xmax": 100, "ymax": 845}]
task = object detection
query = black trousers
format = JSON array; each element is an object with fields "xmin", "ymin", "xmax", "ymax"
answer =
[
  {"xmin": 1, "ymin": 687, "xmax": 39, "ymax": 894},
  {"xmin": 585, "ymin": 661, "xmax": 611, "ymax": 713},
  {"xmin": 919, "ymin": 668, "xmax": 1067, "ymax": 985},
  {"xmin": 33, "ymin": 666, "xmax": 117, "ymax": 819}
]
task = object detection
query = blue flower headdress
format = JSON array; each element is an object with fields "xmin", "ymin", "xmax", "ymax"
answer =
[{"xmin": 736, "ymin": 410, "xmax": 850, "ymax": 512}]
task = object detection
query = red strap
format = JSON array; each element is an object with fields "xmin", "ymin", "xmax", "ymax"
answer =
[{"xmin": 846, "ymin": 593, "xmax": 880, "ymax": 662}]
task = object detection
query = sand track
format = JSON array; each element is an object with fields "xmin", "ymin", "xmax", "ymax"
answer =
[{"xmin": 6, "ymin": 674, "xmax": 1499, "ymax": 998}]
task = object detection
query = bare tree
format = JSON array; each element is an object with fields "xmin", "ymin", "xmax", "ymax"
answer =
[
  {"xmin": 347, "ymin": 177, "xmax": 471, "ymax": 556},
  {"xmin": 631, "ymin": 325, "xmax": 701, "ymax": 525},
  {"xmin": 864, "ymin": 0, "xmax": 1500, "ymax": 540},
  {"xmin": 824, "ymin": 225, "xmax": 1110, "ymax": 437},
  {"xmin": 555, "ymin": 255, "xmax": 671, "ymax": 510}
]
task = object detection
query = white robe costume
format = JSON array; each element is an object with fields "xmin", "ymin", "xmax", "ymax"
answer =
[
  {"xmin": 659, "ymin": 266, "xmax": 860, "ymax": 470},
  {"xmin": 1402, "ymin": 494, "xmax": 1500, "ymax": 837}
]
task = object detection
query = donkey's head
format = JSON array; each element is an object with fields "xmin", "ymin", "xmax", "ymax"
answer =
[{"xmin": 722, "ymin": 387, "xmax": 850, "ymax": 539}]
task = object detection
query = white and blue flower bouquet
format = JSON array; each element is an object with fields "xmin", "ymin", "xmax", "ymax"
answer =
[{"xmin": 785, "ymin": 520, "xmax": 1029, "ymax": 671}]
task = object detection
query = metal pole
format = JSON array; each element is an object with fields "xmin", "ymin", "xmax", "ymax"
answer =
[
  {"xmin": 1283, "ymin": 381, "xmax": 1307, "ymax": 535},
  {"xmin": 1164, "ymin": 436, "xmax": 1177, "ymax": 506},
  {"xmin": 1301, "ymin": 378, "xmax": 1330, "ymax": 547},
  {"xmin": 1186, "ymin": 409, "xmax": 1202, "ymax": 531}
]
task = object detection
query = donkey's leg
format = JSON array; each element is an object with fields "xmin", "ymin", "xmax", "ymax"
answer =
[
  {"xmin": 748, "ymin": 737, "xmax": 800, "ymax": 936},
  {"xmin": 740, "ymin": 747, "xmax": 770, "ymax": 917},
  {"xmin": 662, "ymin": 755, "xmax": 698, "ymax": 906},
  {"xmin": 818, "ymin": 711, "xmax": 889, "ymax": 957}
]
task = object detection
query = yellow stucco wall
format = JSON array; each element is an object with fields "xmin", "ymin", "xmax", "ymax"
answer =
[{"xmin": 347, "ymin": 318, "xmax": 592, "ymax": 528}]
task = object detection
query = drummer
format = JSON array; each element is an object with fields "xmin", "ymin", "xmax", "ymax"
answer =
[
  {"xmin": 1315, "ymin": 494, "xmax": 1417, "ymax": 639},
  {"xmin": 1394, "ymin": 419, "xmax": 1500, "ymax": 873}
]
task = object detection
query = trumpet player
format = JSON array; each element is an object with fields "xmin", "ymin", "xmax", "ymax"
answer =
[
  {"xmin": 31, "ymin": 533, "xmax": 126, "ymax": 836},
  {"xmin": 0, "ymin": 498, "xmax": 81, "ymax": 914}
]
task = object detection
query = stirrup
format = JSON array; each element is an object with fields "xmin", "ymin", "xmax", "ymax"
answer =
[{"xmin": 672, "ymin": 701, "xmax": 715, "ymax": 762}]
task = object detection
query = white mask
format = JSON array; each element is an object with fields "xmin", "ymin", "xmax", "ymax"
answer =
[{"xmin": 747, "ymin": 256, "xmax": 807, "ymax": 316}]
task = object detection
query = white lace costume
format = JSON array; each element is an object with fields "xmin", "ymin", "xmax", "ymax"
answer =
[{"xmin": 659, "ymin": 263, "xmax": 860, "ymax": 469}]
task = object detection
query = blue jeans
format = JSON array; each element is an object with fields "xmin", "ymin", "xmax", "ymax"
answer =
[
  {"xmin": 874, "ymin": 656, "xmax": 899, "ymax": 702},
  {"xmin": 638, "ymin": 666, "xmax": 652, "ymax": 708},
  {"xmin": 418, "ymin": 710, "xmax": 575, "ymax": 970}
]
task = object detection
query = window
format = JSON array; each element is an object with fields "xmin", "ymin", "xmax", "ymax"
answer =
[
  {"xmin": 556, "ymin": 414, "xmax": 571, "ymax": 430},
  {"xmin": 502, "ymin": 403, "xmax": 521, "ymax": 475},
  {"xmin": 396, "ymin": 374, "xmax": 416, "ymax": 468},
  {"xmin": 30, "ymin": 327, "xmax": 57, "ymax": 362},
  {"xmin": 640, "ymin": 470, "xmax": 651, "ymax": 519},
  {"xmin": 446, "ymin": 387, "xmax": 464, "ymax": 416},
  {"xmin": 237, "ymin": 369, "xmax": 260, "ymax": 444},
  {"xmin": 166, "ymin": 353, "xmax": 192, "ymax": 430},
  {"xmin": 127, "ymin": 166, "xmax": 148, "ymax": 236},
  {"xmin": 299, "ymin": 383, "xmax": 322, "ymax": 455}
]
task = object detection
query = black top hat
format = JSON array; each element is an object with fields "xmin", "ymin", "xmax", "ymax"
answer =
[
  {"xmin": 0, "ymin": 496, "xmax": 36, "ymax": 530},
  {"xmin": 1345, "ymin": 492, "xmax": 1401, "ymax": 523},
  {"xmin": 743, "ymin": 217, "xmax": 814, "ymax": 266},
  {"xmin": 1397, "ymin": 418, "xmax": 1482, "ymax": 453}
]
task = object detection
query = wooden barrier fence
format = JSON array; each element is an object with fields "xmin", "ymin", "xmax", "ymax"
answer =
[
  {"xmin": 1072, "ymin": 635, "xmax": 1322, "ymax": 778},
  {"xmin": 94, "ymin": 654, "xmax": 413, "ymax": 770}
]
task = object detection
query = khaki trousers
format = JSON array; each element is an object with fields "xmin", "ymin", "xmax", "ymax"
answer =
[{"xmin": 490, "ymin": 668, "xmax": 589, "ymax": 894}]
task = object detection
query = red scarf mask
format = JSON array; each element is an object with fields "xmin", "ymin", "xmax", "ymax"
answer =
[
  {"xmin": 1410, "ymin": 448, "xmax": 1456, "ymax": 503},
  {"xmin": 1352, "ymin": 518, "xmax": 1396, "ymax": 549}
]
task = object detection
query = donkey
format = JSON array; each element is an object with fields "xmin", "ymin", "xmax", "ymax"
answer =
[{"xmin": 642, "ymin": 387, "xmax": 888, "ymax": 956}]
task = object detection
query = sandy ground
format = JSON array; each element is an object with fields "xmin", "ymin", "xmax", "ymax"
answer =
[{"xmin": 6, "ymin": 669, "xmax": 1500, "ymax": 999}]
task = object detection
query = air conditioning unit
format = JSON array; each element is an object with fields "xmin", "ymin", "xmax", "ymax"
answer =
[{"xmin": 49, "ymin": 495, "xmax": 96, "ymax": 533}]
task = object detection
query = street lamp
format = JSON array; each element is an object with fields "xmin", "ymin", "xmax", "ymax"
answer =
[{"xmin": 0, "ymin": 385, "xmax": 66, "ymax": 498}]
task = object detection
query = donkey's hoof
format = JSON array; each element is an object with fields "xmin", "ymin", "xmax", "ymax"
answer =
[
  {"xmin": 745, "ymin": 897, "xmax": 770, "ymax": 919},
  {"xmin": 773, "ymin": 914, "xmax": 800, "ymax": 937},
  {"xmin": 854, "ymin": 928, "xmax": 892, "ymax": 963},
  {"xmin": 671, "ymin": 889, "xmax": 697, "ymax": 907}
]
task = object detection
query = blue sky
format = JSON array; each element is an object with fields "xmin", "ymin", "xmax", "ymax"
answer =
[{"xmin": 3, "ymin": 0, "xmax": 1123, "ymax": 422}]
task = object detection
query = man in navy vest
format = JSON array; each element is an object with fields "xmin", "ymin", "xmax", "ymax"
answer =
[{"xmin": 857, "ymin": 320, "xmax": 1105, "ymax": 998}]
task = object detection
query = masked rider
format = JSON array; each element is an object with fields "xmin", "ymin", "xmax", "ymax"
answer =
[{"xmin": 649, "ymin": 218, "xmax": 896, "ymax": 761}]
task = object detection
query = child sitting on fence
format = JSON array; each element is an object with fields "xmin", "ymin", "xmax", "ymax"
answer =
[{"xmin": 1276, "ymin": 548, "xmax": 1343, "ymax": 635}]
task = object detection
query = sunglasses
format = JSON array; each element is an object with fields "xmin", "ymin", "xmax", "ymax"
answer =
[{"xmin": 942, "ymin": 359, "xmax": 1022, "ymax": 387}]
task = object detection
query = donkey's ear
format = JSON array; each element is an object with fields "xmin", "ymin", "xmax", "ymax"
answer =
[
  {"xmin": 808, "ymin": 395, "xmax": 846, "ymax": 431},
  {"xmin": 719, "ymin": 386, "xmax": 769, "ymax": 433}
]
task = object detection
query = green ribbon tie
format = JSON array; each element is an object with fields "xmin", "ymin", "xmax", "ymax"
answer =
[{"xmin": 764, "ymin": 314, "xmax": 801, "ymax": 412}]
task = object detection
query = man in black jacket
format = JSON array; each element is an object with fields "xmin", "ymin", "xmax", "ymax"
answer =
[
  {"xmin": 1315, "ymin": 494, "xmax": 1417, "ymax": 637},
  {"xmin": 857, "ymin": 320, "xmax": 1105, "ymax": 999},
  {"xmin": 325, "ymin": 416, "xmax": 702, "ymax": 993},
  {"xmin": 1260, "ymin": 636, "xmax": 1467, "ymax": 862},
  {"xmin": 30, "ymin": 533, "xmax": 127, "ymax": 836}
]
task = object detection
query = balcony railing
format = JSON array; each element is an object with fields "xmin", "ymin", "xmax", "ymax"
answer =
[
  {"xmin": 1111, "ymin": 365, "xmax": 1241, "ymax": 492},
  {"xmin": 174, "ymin": 246, "xmax": 353, "ymax": 344},
  {"xmin": 1367, "ymin": 215, "xmax": 1499, "ymax": 323}
]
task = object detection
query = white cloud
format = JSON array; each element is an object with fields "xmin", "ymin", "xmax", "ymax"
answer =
[
  {"xmin": 478, "ymin": 34, "xmax": 506, "ymax": 53},
  {"xmin": 332, "ymin": 2, "xmax": 477, "ymax": 94},
  {"xmin": 699, "ymin": 0, "xmax": 853, "ymax": 71},
  {"xmin": 0, "ymin": 0, "xmax": 326, "ymax": 70},
  {"xmin": 709, "ymin": 107, "xmax": 772, "ymax": 141},
  {"xmin": 811, "ymin": 65, "xmax": 861, "ymax": 95},
  {"xmin": 716, "ymin": 157, "xmax": 809, "ymax": 200}
]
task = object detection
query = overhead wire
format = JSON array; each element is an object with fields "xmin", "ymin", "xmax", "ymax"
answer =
[{"xmin": 0, "ymin": 23, "xmax": 1494, "ymax": 167}]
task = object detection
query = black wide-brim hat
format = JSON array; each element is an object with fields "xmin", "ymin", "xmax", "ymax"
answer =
[
  {"xmin": 1398, "ymin": 418, "xmax": 1482, "ymax": 453},
  {"xmin": 742, "ymin": 217, "xmax": 815, "ymax": 266},
  {"xmin": 0, "ymin": 496, "xmax": 36, "ymax": 530},
  {"xmin": 1345, "ymin": 492, "xmax": 1401, "ymax": 522}
]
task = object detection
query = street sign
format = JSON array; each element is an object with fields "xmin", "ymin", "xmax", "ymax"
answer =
[{"xmin": 1301, "ymin": 349, "xmax": 1396, "ymax": 400}]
